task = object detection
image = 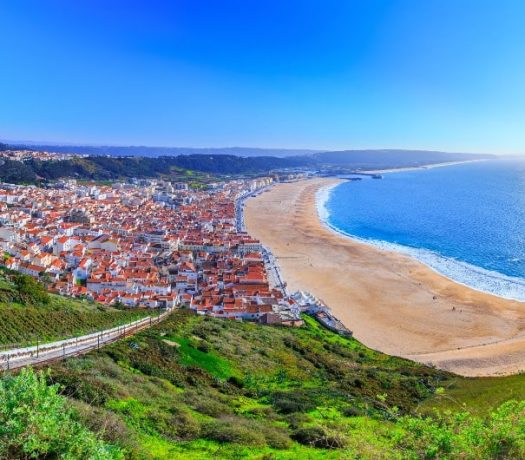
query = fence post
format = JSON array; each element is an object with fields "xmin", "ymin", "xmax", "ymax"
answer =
[{"xmin": 36, "ymin": 337, "xmax": 39, "ymax": 358}]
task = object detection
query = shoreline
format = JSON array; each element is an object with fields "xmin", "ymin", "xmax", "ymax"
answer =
[
  {"xmin": 316, "ymin": 181, "xmax": 525, "ymax": 302},
  {"xmin": 245, "ymin": 177, "xmax": 525, "ymax": 377},
  {"xmin": 358, "ymin": 158, "xmax": 487, "ymax": 174}
]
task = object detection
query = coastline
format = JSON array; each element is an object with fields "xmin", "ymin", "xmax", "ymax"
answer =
[
  {"xmin": 245, "ymin": 177, "xmax": 525, "ymax": 377},
  {"xmin": 358, "ymin": 158, "xmax": 487, "ymax": 174},
  {"xmin": 316, "ymin": 181, "xmax": 525, "ymax": 302}
]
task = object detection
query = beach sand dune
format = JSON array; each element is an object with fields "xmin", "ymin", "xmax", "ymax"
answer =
[{"xmin": 244, "ymin": 178, "xmax": 525, "ymax": 376}]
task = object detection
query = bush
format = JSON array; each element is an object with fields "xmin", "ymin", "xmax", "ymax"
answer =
[
  {"xmin": 0, "ymin": 368, "xmax": 122, "ymax": 459},
  {"xmin": 169, "ymin": 410, "xmax": 201, "ymax": 441},
  {"xmin": 395, "ymin": 401, "xmax": 525, "ymax": 459},
  {"xmin": 192, "ymin": 397, "xmax": 232, "ymax": 417},
  {"xmin": 197, "ymin": 341, "xmax": 211, "ymax": 353},
  {"xmin": 261, "ymin": 426, "xmax": 292, "ymax": 449},
  {"xmin": 291, "ymin": 425, "xmax": 347, "ymax": 449},
  {"xmin": 342, "ymin": 406, "xmax": 364, "ymax": 417},
  {"xmin": 50, "ymin": 371, "xmax": 114, "ymax": 406},
  {"xmin": 270, "ymin": 390, "xmax": 318, "ymax": 414},
  {"xmin": 202, "ymin": 417, "xmax": 266, "ymax": 446},
  {"xmin": 13, "ymin": 273, "xmax": 50, "ymax": 305},
  {"xmin": 227, "ymin": 375, "xmax": 244, "ymax": 388},
  {"xmin": 72, "ymin": 402, "xmax": 136, "ymax": 448}
]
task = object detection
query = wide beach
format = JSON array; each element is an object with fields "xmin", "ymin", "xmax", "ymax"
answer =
[{"xmin": 245, "ymin": 178, "xmax": 525, "ymax": 377}]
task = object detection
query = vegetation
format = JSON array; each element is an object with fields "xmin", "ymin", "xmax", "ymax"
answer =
[
  {"xmin": 0, "ymin": 368, "xmax": 122, "ymax": 459},
  {"xmin": 420, "ymin": 372, "xmax": 525, "ymax": 416},
  {"xmin": 396, "ymin": 401, "xmax": 525, "ymax": 459},
  {"xmin": 41, "ymin": 311, "xmax": 453, "ymax": 458},
  {"xmin": 0, "ymin": 155, "xmax": 307, "ymax": 185},
  {"xmin": 0, "ymin": 272, "xmax": 148, "ymax": 346},
  {"xmin": 0, "ymin": 146, "xmax": 496, "ymax": 185},
  {"xmin": 2, "ymin": 292, "xmax": 525, "ymax": 458}
]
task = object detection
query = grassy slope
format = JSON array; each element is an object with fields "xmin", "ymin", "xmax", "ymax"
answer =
[
  {"xmin": 0, "ymin": 273, "xmax": 149, "ymax": 346},
  {"xmin": 2, "ymin": 267, "xmax": 521, "ymax": 457},
  {"xmin": 421, "ymin": 373, "xmax": 525, "ymax": 416},
  {"xmin": 48, "ymin": 311, "xmax": 456, "ymax": 459}
]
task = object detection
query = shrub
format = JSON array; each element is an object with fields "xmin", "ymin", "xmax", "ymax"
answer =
[
  {"xmin": 192, "ymin": 397, "xmax": 232, "ymax": 417},
  {"xmin": 72, "ymin": 401, "xmax": 136, "ymax": 449},
  {"xmin": 202, "ymin": 417, "xmax": 266, "ymax": 446},
  {"xmin": 395, "ymin": 401, "xmax": 525, "ymax": 459},
  {"xmin": 197, "ymin": 341, "xmax": 211, "ymax": 353},
  {"xmin": 169, "ymin": 410, "xmax": 201, "ymax": 441},
  {"xmin": 342, "ymin": 406, "xmax": 364, "ymax": 417},
  {"xmin": 270, "ymin": 390, "xmax": 318, "ymax": 414},
  {"xmin": 50, "ymin": 371, "xmax": 114, "ymax": 406},
  {"xmin": 227, "ymin": 375, "xmax": 244, "ymax": 388},
  {"xmin": 0, "ymin": 368, "xmax": 122, "ymax": 459},
  {"xmin": 291, "ymin": 425, "xmax": 347, "ymax": 449},
  {"xmin": 13, "ymin": 273, "xmax": 50, "ymax": 305},
  {"xmin": 261, "ymin": 426, "xmax": 292, "ymax": 449}
]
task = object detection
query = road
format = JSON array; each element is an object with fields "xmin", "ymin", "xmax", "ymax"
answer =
[
  {"xmin": 0, "ymin": 308, "xmax": 173, "ymax": 371},
  {"xmin": 235, "ymin": 185, "xmax": 288, "ymax": 295}
]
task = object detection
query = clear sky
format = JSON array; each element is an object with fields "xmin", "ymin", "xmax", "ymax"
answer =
[{"xmin": 1, "ymin": 1, "xmax": 524, "ymax": 153}]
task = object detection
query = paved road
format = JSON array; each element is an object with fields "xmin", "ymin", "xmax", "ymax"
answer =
[
  {"xmin": 235, "ymin": 186, "xmax": 288, "ymax": 295},
  {"xmin": 0, "ymin": 308, "xmax": 173, "ymax": 371}
]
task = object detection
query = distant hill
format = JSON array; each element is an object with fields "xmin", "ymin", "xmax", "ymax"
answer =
[
  {"xmin": 0, "ymin": 142, "xmax": 498, "ymax": 185},
  {"xmin": 314, "ymin": 149, "xmax": 495, "ymax": 170},
  {"xmin": 6, "ymin": 143, "xmax": 495, "ymax": 164},
  {"xmin": 8, "ymin": 143, "xmax": 322, "ymax": 158}
]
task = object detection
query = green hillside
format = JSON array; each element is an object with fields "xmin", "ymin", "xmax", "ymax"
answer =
[
  {"xmin": 3, "ymin": 281, "xmax": 525, "ymax": 459},
  {"xmin": 32, "ymin": 310, "xmax": 525, "ymax": 459},
  {"xmin": 0, "ymin": 271, "xmax": 148, "ymax": 347}
]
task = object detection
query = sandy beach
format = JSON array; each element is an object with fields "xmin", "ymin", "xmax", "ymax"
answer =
[{"xmin": 245, "ymin": 178, "xmax": 525, "ymax": 377}]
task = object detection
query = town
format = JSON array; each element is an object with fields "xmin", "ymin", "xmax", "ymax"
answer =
[{"xmin": 0, "ymin": 174, "xmax": 311, "ymax": 326}]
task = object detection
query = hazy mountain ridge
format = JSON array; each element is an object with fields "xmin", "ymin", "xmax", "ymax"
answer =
[
  {"xmin": 314, "ymin": 149, "xmax": 495, "ymax": 168},
  {"xmin": 6, "ymin": 143, "xmax": 323, "ymax": 158},
  {"xmin": 0, "ymin": 142, "xmax": 498, "ymax": 185}
]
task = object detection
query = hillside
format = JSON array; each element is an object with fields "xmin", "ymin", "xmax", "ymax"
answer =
[
  {"xmin": 0, "ymin": 155, "xmax": 313, "ymax": 185},
  {"xmin": 0, "ymin": 144, "xmax": 496, "ymax": 185},
  {"xmin": 8, "ymin": 144, "xmax": 322, "ymax": 158},
  {"xmin": 2, "ymin": 306, "xmax": 525, "ymax": 458},
  {"xmin": 313, "ymin": 149, "xmax": 494, "ymax": 169},
  {"xmin": 0, "ymin": 271, "xmax": 148, "ymax": 347},
  {"xmin": 35, "ymin": 310, "xmax": 525, "ymax": 459}
]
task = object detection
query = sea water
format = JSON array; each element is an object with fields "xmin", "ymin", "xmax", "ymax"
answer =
[{"xmin": 318, "ymin": 159, "xmax": 525, "ymax": 301}]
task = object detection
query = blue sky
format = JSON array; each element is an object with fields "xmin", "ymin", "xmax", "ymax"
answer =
[{"xmin": 1, "ymin": 1, "xmax": 524, "ymax": 153}]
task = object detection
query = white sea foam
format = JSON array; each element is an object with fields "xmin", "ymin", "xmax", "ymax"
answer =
[
  {"xmin": 315, "ymin": 182, "xmax": 339, "ymax": 221},
  {"xmin": 315, "ymin": 183, "xmax": 525, "ymax": 302}
]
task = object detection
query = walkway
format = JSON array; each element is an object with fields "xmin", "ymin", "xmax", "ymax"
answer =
[{"xmin": 0, "ymin": 307, "xmax": 173, "ymax": 371}]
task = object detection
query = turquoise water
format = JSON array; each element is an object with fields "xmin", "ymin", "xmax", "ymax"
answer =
[{"xmin": 319, "ymin": 160, "xmax": 525, "ymax": 301}]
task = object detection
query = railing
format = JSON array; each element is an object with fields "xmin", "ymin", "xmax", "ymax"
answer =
[{"xmin": 0, "ymin": 307, "xmax": 173, "ymax": 371}]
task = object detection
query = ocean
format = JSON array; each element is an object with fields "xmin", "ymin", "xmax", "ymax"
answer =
[{"xmin": 318, "ymin": 159, "xmax": 525, "ymax": 301}]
